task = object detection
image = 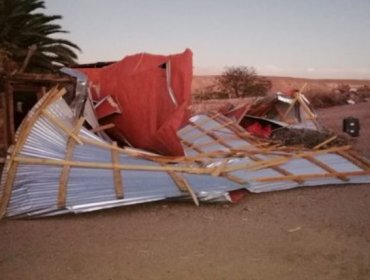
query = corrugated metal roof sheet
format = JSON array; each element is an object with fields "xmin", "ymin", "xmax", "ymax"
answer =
[
  {"xmin": 0, "ymin": 89, "xmax": 245, "ymax": 218},
  {"xmin": 178, "ymin": 114, "xmax": 370, "ymax": 193},
  {"xmin": 1, "ymin": 88, "xmax": 369, "ymax": 219}
]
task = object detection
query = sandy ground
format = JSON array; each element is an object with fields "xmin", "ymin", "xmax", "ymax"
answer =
[{"xmin": 0, "ymin": 102, "xmax": 369, "ymax": 280}]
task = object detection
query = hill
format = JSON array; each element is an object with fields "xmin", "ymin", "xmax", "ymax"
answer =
[{"xmin": 192, "ymin": 75, "xmax": 370, "ymax": 94}]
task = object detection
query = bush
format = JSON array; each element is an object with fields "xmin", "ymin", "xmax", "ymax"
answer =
[
  {"xmin": 216, "ymin": 66, "xmax": 271, "ymax": 98},
  {"xmin": 305, "ymin": 90, "xmax": 348, "ymax": 108},
  {"xmin": 193, "ymin": 89, "xmax": 229, "ymax": 101}
]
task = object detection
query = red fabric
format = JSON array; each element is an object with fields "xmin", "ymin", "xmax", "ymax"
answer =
[
  {"xmin": 228, "ymin": 189, "xmax": 248, "ymax": 203},
  {"xmin": 79, "ymin": 49, "xmax": 193, "ymax": 155},
  {"xmin": 245, "ymin": 122, "xmax": 272, "ymax": 138}
]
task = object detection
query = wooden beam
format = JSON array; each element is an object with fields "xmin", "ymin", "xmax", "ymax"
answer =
[
  {"xmin": 0, "ymin": 87, "xmax": 66, "ymax": 219},
  {"xmin": 179, "ymin": 139, "xmax": 204, "ymax": 154},
  {"xmin": 188, "ymin": 120, "xmax": 232, "ymax": 149},
  {"xmin": 313, "ymin": 135, "xmax": 337, "ymax": 150},
  {"xmin": 166, "ymin": 169, "xmax": 199, "ymax": 206},
  {"xmin": 337, "ymin": 151, "xmax": 370, "ymax": 170},
  {"xmin": 111, "ymin": 142, "xmax": 124, "ymax": 199},
  {"xmin": 6, "ymin": 72, "xmax": 75, "ymax": 84},
  {"xmin": 57, "ymin": 117, "xmax": 85, "ymax": 208},
  {"xmin": 42, "ymin": 110, "xmax": 83, "ymax": 145},
  {"xmin": 90, "ymin": 123, "xmax": 115, "ymax": 133},
  {"xmin": 13, "ymin": 156, "xmax": 212, "ymax": 174},
  {"xmin": 303, "ymin": 155, "xmax": 349, "ymax": 182},
  {"xmin": 245, "ymin": 154, "xmax": 304, "ymax": 184},
  {"xmin": 224, "ymin": 145, "xmax": 352, "ymax": 173},
  {"xmin": 253, "ymin": 170, "xmax": 370, "ymax": 183},
  {"xmin": 0, "ymin": 91, "xmax": 9, "ymax": 150},
  {"xmin": 221, "ymin": 173, "xmax": 248, "ymax": 185},
  {"xmin": 179, "ymin": 112, "xmax": 221, "ymax": 135},
  {"xmin": 5, "ymin": 82, "xmax": 15, "ymax": 143}
]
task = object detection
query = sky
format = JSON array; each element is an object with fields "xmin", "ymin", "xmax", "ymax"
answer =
[{"xmin": 44, "ymin": 0, "xmax": 370, "ymax": 79}]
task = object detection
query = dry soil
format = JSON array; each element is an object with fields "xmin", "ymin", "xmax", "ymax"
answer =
[{"xmin": 0, "ymin": 102, "xmax": 369, "ymax": 280}]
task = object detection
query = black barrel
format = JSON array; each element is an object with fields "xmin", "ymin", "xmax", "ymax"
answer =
[{"xmin": 343, "ymin": 117, "xmax": 360, "ymax": 137}]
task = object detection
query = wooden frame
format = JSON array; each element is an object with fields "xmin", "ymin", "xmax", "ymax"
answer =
[{"xmin": 0, "ymin": 72, "xmax": 76, "ymax": 154}]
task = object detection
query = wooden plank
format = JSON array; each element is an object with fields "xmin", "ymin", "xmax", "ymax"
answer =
[
  {"xmin": 179, "ymin": 128, "xmax": 210, "ymax": 142},
  {"xmin": 90, "ymin": 123, "xmax": 115, "ymax": 133},
  {"xmin": 7, "ymin": 72, "xmax": 75, "ymax": 83},
  {"xmin": 57, "ymin": 117, "xmax": 85, "ymax": 208},
  {"xmin": 313, "ymin": 135, "xmax": 337, "ymax": 150},
  {"xmin": 0, "ymin": 87, "xmax": 65, "ymax": 218},
  {"xmin": 180, "ymin": 139, "xmax": 204, "ymax": 154},
  {"xmin": 231, "ymin": 103, "xmax": 251, "ymax": 124},
  {"xmin": 111, "ymin": 142, "xmax": 124, "ymax": 199},
  {"xmin": 212, "ymin": 114, "xmax": 257, "ymax": 142},
  {"xmin": 222, "ymin": 173, "xmax": 248, "ymax": 185},
  {"xmin": 212, "ymin": 159, "xmax": 229, "ymax": 176},
  {"xmin": 282, "ymin": 95, "xmax": 299, "ymax": 121},
  {"xmin": 346, "ymin": 150, "xmax": 370, "ymax": 169},
  {"xmin": 80, "ymin": 137, "xmax": 126, "ymax": 153},
  {"xmin": 13, "ymin": 156, "xmax": 212, "ymax": 174},
  {"xmin": 179, "ymin": 112, "xmax": 221, "ymax": 135},
  {"xmin": 303, "ymin": 155, "xmax": 349, "ymax": 182},
  {"xmin": 6, "ymin": 82, "xmax": 15, "ymax": 143},
  {"xmin": 188, "ymin": 120, "xmax": 232, "ymax": 149},
  {"xmin": 224, "ymin": 145, "xmax": 352, "ymax": 173},
  {"xmin": 297, "ymin": 94, "xmax": 321, "ymax": 129},
  {"xmin": 246, "ymin": 154, "xmax": 304, "ymax": 184},
  {"xmin": 166, "ymin": 169, "xmax": 199, "ymax": 206},
  {"xmin": 0, "ymin": 91, "xmax": 9, "ymax": 150},
  {"xmin": 281, "ymin": 84, "xmax": 309, "ymax": 123},
  {"xmin": 42, "ymin": 110, "xmax": 83, "ymax": 145},
  {"xmin": 253, "ymin": 170, "xmax": 370, "ymax": 183},
  {"xmin": 337, "ymin": 150, "xmax": 370, "ymax": 170}
]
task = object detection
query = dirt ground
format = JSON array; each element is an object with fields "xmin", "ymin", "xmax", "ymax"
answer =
[{"xmin": 0, "ymin": 102, "xmax": 369, "ymax": 280}]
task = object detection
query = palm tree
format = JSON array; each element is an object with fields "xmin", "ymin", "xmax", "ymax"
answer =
[{"xmin": 0, "ymin": 0, "xmax": 81, "ymax": 73}]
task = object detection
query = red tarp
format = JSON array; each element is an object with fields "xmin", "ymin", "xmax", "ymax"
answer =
[{"xmin": 79, "ymin": 49, "xmax": 193, "ymax": 156}]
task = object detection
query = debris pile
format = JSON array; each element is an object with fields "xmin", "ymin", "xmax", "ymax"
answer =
[
  {"xmin": 0, "ymin": 51, "xmax": 369, "ymax": 218},
  {"xmin": 271, "ymin": 128, "xmax": 349, "ymax": 149}
]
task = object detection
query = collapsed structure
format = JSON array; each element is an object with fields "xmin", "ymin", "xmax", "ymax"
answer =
[
  {"xmin": 0, "ymin": 50, "xmax": 369, "ymax": 218},
  {"xmin": 77, "ymin": 49, "xmax": 193, "ymax": 156}
]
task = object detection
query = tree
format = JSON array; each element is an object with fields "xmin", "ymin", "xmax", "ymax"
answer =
[
  {"xmin": 0, "ymin": 0, "xmax": 80, "ymax": 73},
  {"xmin": 216, "ymin": 66, "xmax": 271, "ymax": 98}
]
